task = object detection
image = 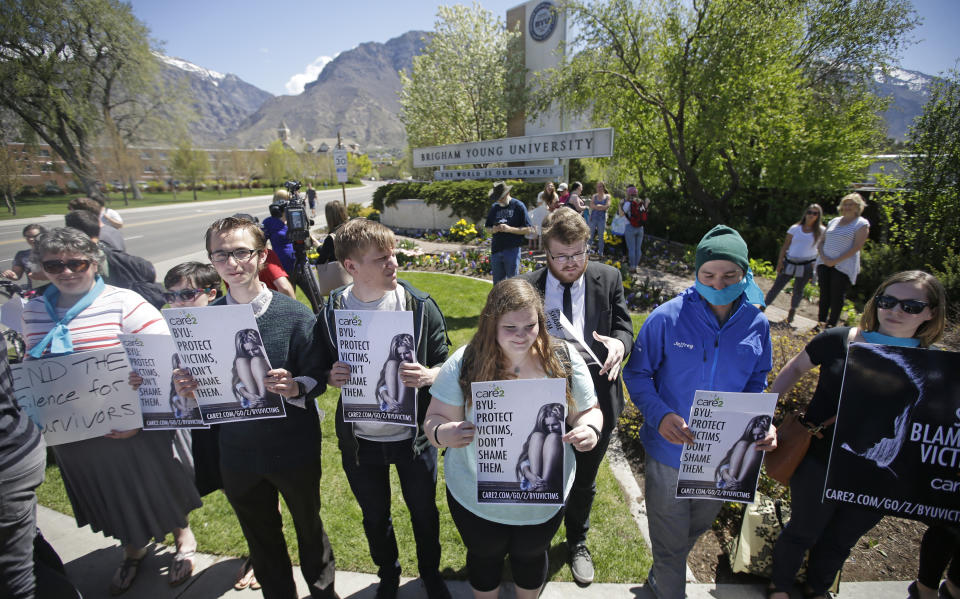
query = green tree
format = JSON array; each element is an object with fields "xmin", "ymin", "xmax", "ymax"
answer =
[
  {"xmin": 348, "ymin": 154, "xmax": 373, "ymax": 179},
  {"xmin": 0, "ymin": 0, "xmax": 164, "ymax": 200},
  {"xmin": 399, "ymin": 3, "xmax": 527, "ymax": 152},
  {"xmin": 264, "ymin": 140, "xmax": 297, "ymax": 186},
  {"xmin": 538, "ymin": 0, "xmax": 917, "ymax": 222},
  {"xmin": 170, "ymin": 141, "xmax": 208, "ymax": 202}
]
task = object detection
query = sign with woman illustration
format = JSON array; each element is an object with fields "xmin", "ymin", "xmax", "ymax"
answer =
[
  {"xmin": 335, "ymin": 309, "xmax": 417, "ymax": 426},
  {"xmin": 118, "ymin": 333, "xmax": 207, "ymax": 429},
  {"xmin": 473, "ymin": 378, "xmax": 567, "ymax": 506},
  {"xmin": 161, "ymin": 304, "xmax": 286, "ymax": 424},
  {"xmin": 676, "ymin": 390, "xmax": 778, "ymax": 503},
  {"xmin": 825, "ymin": 344, "xmax": 960, "ymax": 525}
]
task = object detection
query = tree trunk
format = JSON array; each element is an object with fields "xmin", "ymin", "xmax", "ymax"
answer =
[
  {"xmin": 121, "ymin": 186, "xmax": 128, "ymax": 205},
  {"xmin": 4, "ymin": 191, "xmax": 16, "ymax": 215},
  {"xmin": 192, "ymin": 181, "xmax": 198, "ymax": 201},
  {"xmin": 130, "ymin": 176, "xmax": 143, "ymax": 200}
]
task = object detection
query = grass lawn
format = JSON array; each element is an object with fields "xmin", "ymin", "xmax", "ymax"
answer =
[
  {"xmin": 2, "ymin": 185, "xmax": 362, "ymax": 220},
  {"xmin": 36, "ymin": 271, "xmax": 651, "ymax": 583}
]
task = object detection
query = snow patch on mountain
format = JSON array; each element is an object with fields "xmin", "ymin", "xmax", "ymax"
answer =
[{"xmin": 156, "ymin": 53, "xmax": 226, "ymax": 86}]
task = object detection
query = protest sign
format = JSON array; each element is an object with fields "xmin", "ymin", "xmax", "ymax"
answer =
[
  {"xmin": 11, "ymin": 348, "xmax": 142, "ymax": 445},
  {"xmin": 335, "ymin": 309, "xmax": 416, "ymax": 427},
  {"xmin": 473, "ymin": 378, "xmax": 567, "ymax": 506},
  {"xmin": 118, "ymin": 334, "xmax": 207, "ymax": 430},
  {"xmin": 544, "ymin": 308, "xmax": 600, "ymax": 366},
  {"xmin": 162, "ymin": 304, "xmax": 285, "ymax": 424},
  {"xmin": 824, "ymin": 343, "xmax": 960, "ymax": 525},
  {"xmin": 676, "ymin": 390, "xmax": 778, "ymax": 503}
]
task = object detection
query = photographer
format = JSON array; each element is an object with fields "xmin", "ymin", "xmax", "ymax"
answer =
[{"xmin": 263, "ymin": 190, "xmax": 297, "ymax": 275}]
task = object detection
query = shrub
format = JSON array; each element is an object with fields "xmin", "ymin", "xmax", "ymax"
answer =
[{"xmin": 347, "ymin": 204, "xmax": 380, "ymax": 221}]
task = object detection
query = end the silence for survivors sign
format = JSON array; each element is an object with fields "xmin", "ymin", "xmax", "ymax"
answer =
[
  {"xmin": 335, "ymin": 309, "xmax": 417, "ymax": 427},
  {"xmin": 473, "ymin": 378, "xmax": 567, "ymax": 506},
  {"xmin": 825, "ymin": 343, "xmax": 960, "ymax": 526},
  {"xmin": 161, "ymin": 304, "xmax": 285, "ymax": 424},
  {"xmin": 676, "ymin": 390, "xmax": 778, "ymax": 504},
  {"xmin": 11, "ymin": 348, "xmax": 143, "ymax": 445},
  {"xmin": 118, "ymin": 334, "xmax": 207, "ymax": 430}
]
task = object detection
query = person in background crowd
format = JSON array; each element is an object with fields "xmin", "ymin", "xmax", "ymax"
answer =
[
  {"xmin": 316, "ymin": 202, "xmax": 349, "ymax": 266},
  {"xmin": 425, "ymin": 278, "xmax": 602, "ymax": 599},
  {"xmin": 587, "ymin": 181, "xmax": 611, "ymax": 255},
  {"xmin": 316, "ymin": 218, "xmax": 451, "ymax": 599},
  {"xmin": 2, "ymin": 224, "xmax": 48, "ymax": 290},
  {"xmin": 764, "ymin": 204, "xmax": 824, "ymax": 324},
  {"xmin": 816, "ymin": 192, "xmax": 869, "ymax": 329},
  {"xmin": 307, "ymin": 184, "xmax": 318, "ymax": 218},
  {"xmin": 557, "ymin": 183, "xmax": 570, "ymax": 206},
  {"xmin": 67, "ymin": 197, "xmax": 126, "ymax": 251},
  {"xmin": 768, "ymin": 270, "xmax": 946, "ymax": 599},
  {"xmin": 22, "ymin": 227, "xmax": 201, "ymax": 595},
  {"xmin": 174, "ymin": 217, "xmax": 338, "ymax": 599},
  {"xmin": 909, "ymin": 525, "xmax": 960, "ymax": 599},
  {"xmin": 537, "ymin": 182, "xmax": 559, "ymax": 212},
  {"xmin": 262, "ymin": 190, "xmax": 297, "ymax": 276},
  {"xmin": 623, "ymin": 225, "xmax": 775, "ymax": 599},
  {"xmin": 484, "ymin": 182, "xmax": 533, "ymax": 284},
  {"xmin": 565, "ymin": 182, "xmax": 585, "ymax": 216},
  {"xmin": 618, "ymin": 186, "xmax": 649, "ymax": 273},
  {"xmin": 519, "ymin": 208, "xmax": 633, "ymax": 585}
]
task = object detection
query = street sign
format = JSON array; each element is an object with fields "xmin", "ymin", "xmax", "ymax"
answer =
[{"xmin": 334, "ymin": 149, "xmax": 348, "ymax": 183}]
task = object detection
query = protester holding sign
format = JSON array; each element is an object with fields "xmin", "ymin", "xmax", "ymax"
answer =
[
  {"xmin": 622, "ymin": 225, "xmax": 775, "ymax": 599},
  {"xmin": 316, "ymin": 218, "xmax": 451, "ymax": 599},
  {"xmin": 21, "ymin": 227, "xmax": 201, "ymax": 594},
  {"xmin": 174, "ymin": 217, "xmax": 337, "ymax": 599},
  {"xmin": 425, "ymin": 278, "xmax": 602, "ymax": 599},
  {"xmin": 767, "ymin": 270, "xmax": 947, "ymax": 599}
]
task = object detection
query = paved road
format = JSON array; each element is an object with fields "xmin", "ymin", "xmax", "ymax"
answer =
[{"xmin": 0, "ymin": 183, "xmax": 379, "ymax": 270}]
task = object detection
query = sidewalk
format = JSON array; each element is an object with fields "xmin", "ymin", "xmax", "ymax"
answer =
[{"xmin": 37, "ymin": 505, "xmax": 909, "ymax": 599}]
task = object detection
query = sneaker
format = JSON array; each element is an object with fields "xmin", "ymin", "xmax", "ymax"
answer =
[
  {"xmin": 422, "ymin": 572, "xmax": 452, "ymax": 599},
  {"xmin": 786, "ymin": 308, "xmax": 796, "ymax": 324},
  {"xmin": 374, "ymin": 576, "xmax": 399, "ymax": 599},
  {"xmin": 570, "ymin": 544, "xmax": 595, "ymax": 585}
]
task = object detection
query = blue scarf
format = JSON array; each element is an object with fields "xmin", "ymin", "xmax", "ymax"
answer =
[
  {"xmin": 695, "ymin": 268, "xmax": 766, "ymax": 308},
  {"xmin": 862, "ymin": 330, "xmax": 921, "ymax": 348},
  {"xmin": 28, "ymin": 276, "xmax": 106, "ymax": 358}
]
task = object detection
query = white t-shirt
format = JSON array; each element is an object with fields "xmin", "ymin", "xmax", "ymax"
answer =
[{"xmin": 785, "ymin": 223, "xmax": 819, "ymax": 261}]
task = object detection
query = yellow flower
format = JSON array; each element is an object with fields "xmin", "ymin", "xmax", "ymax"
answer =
[{"xmin": 614, "ymin": 261, "xmax": 621, "ymax": 268}]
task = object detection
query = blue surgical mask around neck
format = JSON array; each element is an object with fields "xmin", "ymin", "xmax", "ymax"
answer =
[{"xmin": 861, "ymin": 330, "xmax": 921, "ymax": 348}]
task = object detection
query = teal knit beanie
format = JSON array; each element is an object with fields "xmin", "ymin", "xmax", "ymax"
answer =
[{"xmin": 695, "ymin": 225, "xmax": 749, "ymax": 273}]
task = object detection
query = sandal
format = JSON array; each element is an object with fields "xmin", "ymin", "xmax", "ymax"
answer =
[
  {"xmin": 234, "ymin": 557, "xmax": 257, "ymax": 590},
  {"xmin": 169, "ymin": 549, "xmax": 196, "ymax": 587},
  {"xmin": 109, "ymin": 555, "xmax": 145, "ymax": 596}
]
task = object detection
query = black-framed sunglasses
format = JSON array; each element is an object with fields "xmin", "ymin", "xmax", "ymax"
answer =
[
  {"xmin": 209, "ymin": 248, "xmax": 261, "ymax": 264},
  {"xmin": 162, "ymin": 287, "xmax": 215, "ymax": 303},
  {"xmin": 875, "ymin": 294, "xmax": 931, "ymax": 315},
  {"xmin": 806, "ymin": 210, "xmax": 820, "ymax": 216},
  {"xmin": 41, "ymin": 259, "xmax": 92, "ymax": 274}
]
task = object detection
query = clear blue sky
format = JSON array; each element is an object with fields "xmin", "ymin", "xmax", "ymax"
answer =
[{"xmin": 128, "ymin": 0, "xmax": 959, "ymax": 97}]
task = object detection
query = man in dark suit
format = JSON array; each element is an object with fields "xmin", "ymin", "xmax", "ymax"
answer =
[{"xmin": 519, "ymin": 208, "xmax": 633, "ymax": 585}]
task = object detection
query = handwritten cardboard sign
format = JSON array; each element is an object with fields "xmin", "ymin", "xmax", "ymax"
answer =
[
  {"xmin": 118, "ymin": 334, "xmax": 207, "ymax": 430},
  {"xmin": 335, "ymin": 309, "xmax": 417, "ymax": 427},
  {"xmin": 162, "ymin": 304, "xmax": 286, "ymax": 424},
  {"xmin": 473, "ymin": 378, "xmax": 567, "ymax": 506},
  {"xmin": 11, "ymin": 348, "xmax": 143, "ymax": 445},
  {"xmin": 676, "ymin": 390, "xmax": 778, "ymax": 504}
]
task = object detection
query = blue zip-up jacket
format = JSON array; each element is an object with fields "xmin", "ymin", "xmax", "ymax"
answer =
[{"xmin": 622, "ymin": 286, "xmax": 772, "ymax": 468}]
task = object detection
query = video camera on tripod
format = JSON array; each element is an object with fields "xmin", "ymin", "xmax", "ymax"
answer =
[{"xmin": 268, "ymin": 180, "xmax": 311, "ymax": 243}]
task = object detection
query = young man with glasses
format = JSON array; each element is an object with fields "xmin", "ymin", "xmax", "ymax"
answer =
[
  {"xmin": 175, "ymin": 217, "xmax": 339, "ymax": 599},
  {"xmin": 519, "ymin": 208, "xmax": 633, "ymax": 585}
]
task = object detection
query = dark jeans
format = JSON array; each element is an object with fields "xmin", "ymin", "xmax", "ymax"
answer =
[
  {"xmin": 447, "ymin": 489, "xmax": 563, "ymax": 592},
  {"xmin": 771, "ymin": 456, "xmax": 882, "ymax": 594},
  {"xmin": 918, "ymin": 525, "xmax": 960, "ymax": 588},
  {"xmin": 565, "ymin": 426, "xmax": 612, "ymax": 547},
  {"xmin": 817, "ymin": 265, "xmax": 852, "ymax": 326},
  {"xmin": 222, "ymin": 460, "xmax": 337, "ymax": 599},
  {"xmin": 765, "ymin": 265, "xmax": 814, "ymax": 311},
  {"xmin": 339, "ymin": 438, "xmax": 441, "ymax": 580}
]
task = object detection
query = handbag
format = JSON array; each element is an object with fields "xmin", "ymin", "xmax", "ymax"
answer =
[
  {"xmin": 611, "ymin": 214, "xmax": 628, "ymax": 235},
  {"xmin": 765, "ymin": 413, "xmax": 836, "ymax": 487},
  {"xmin": 314, "ymin": 261, "xmax": 352, "ymax": 296}
]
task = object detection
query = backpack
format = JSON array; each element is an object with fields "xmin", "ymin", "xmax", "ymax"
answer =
[
  {"xmin": 627, "ymin": 199, "xmax": 648, "ymax": 227},
  {"xmin": 100, "ymin": 244, "xmax": 166, "ymax": 309}
]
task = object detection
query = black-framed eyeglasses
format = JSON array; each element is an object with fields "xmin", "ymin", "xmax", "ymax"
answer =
[
  {"xmin": 162, "ymin": 287, "xmax": 215, "ymax": 303},
  {"xmin": 547, "ymin": 250, "xmax": 588, "ymax": 264},
  {"xmin": 41, "ymin": 259, "xmax": 92, "ymax": 274},
  {"xmin": 209, "ymin": 248, "xmax": 260, "ymax": 264},
  {"xmin": 875, "ymin": 294, "xmax": 931, "ymax": 315}
]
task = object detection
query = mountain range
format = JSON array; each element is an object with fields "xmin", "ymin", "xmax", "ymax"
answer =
[{"xmin": 158, "ymin": 32, "xmax": 935, "ymax": 152}]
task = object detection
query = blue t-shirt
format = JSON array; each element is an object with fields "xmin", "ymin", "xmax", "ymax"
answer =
[
  {"xmin": 262, "ymin": 217, "xmax": 295, "ymax": 274},
  {"xmin": 429, "ymin": 342, "xmax": 597, "ymax": 525},
  {"xmin": 485, "ymin": 198, "xmax": 531, "ymax": 253}
]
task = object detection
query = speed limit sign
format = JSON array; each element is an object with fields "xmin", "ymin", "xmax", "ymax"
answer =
[{"xmin": 333, "ymin": 149, "xmax": 348, "ymax": 183}]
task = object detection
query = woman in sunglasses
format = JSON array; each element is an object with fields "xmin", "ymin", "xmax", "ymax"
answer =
[
  {"xmin": 21, "ymin": 228, "xmax": 202, "ymax": 594},
  {"xmin": 766, "ymin": 270, "xmax": 946, "ymax": 599}
]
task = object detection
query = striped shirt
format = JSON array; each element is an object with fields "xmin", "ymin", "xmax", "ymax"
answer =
[
  {"xmin": 821, "ymin": 216, "xmax": 869, "ymax": 285},
  {"xmin": 22, "ymin": 285, "xmax": 168, "ymax": 356}
]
